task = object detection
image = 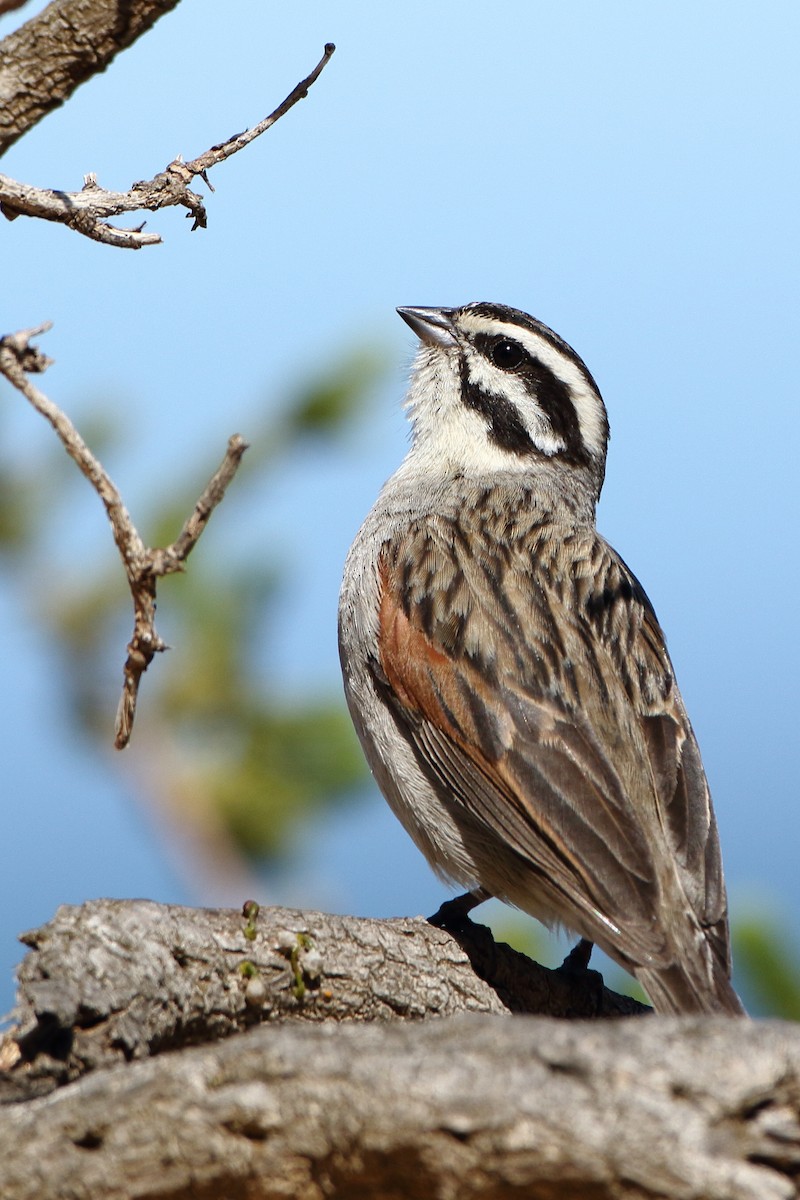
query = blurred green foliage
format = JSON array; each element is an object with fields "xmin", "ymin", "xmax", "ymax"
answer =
[
  {"xmin": 733, "ymin": 918, "xmax": 800, "ymax": 1021},
  {"xmin": 0, "ymin": 346, "xmax": 385, "ymax": 865}
]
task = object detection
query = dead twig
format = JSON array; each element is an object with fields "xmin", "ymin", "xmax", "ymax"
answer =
[
  {"xmin": 0, "ymin": 324, "xmax": 248, "ymax": 748},
  {"xmin": 0, "ymin": 42, "xmax": 335, "ymax": 249}
]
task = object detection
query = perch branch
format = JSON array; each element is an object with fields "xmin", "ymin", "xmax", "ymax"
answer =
[
  {"xmin": 4, "ymin": 1017, "xmax": 797, "ymax": 1200},
  {"xmin": 0, "ymin": 901, "xmax": 794, "ymax": 1200},
  {"xmin": 0, "ymin": 324, "xmax": 248, "ymax": 748},
  {"xmin": 0, "ymin": 42, "xmax": 336, "ymax": 248},
  {"xmin": 2, "ymin": 899, "xmax": 647, "ymax": 1104}
]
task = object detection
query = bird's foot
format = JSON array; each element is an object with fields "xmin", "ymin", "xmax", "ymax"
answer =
[{"xmin": 428, "ymin": 888, "xmax": 491, "ymax": 931}]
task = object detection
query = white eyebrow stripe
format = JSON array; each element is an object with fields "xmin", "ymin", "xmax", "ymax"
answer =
[{"xmin": 458, "ymin": 313, "xmax": 608, "ymax": 460}]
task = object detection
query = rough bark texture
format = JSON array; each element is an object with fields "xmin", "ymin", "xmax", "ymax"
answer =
[
  {"xmin": 2, "ymin": 898, "xmax": 645, "ymax": 1104},
  {"xmin": 0, "ymin": 900, "xmax": 797, "ymax": 1199},
  {"xmin": 0, "ymin": 0, "xmax": 183, "ymax": 156},
  {"xmin": 2, "ymin": 1012, "xmax": 800, "ymax": 1199}
]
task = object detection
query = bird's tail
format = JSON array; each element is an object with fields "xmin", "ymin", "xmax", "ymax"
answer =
[{"xmin": 636, "ymin": 961, "xmax": 746, "ymax": 1016}]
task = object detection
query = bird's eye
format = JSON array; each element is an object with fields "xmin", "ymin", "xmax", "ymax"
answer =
[{"xmin": 490, "ymin": 340, "xmax": 525, "ymax": 370}]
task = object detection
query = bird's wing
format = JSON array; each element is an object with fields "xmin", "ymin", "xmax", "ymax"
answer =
[{"xmin": 374, "ymin": 517, "xmax": 729, "ymax": 971}]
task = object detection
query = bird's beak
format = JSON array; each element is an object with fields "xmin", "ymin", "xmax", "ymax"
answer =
[{"xmin": 397, "ymin": 306, "xmax": 457, "ymax": 348}]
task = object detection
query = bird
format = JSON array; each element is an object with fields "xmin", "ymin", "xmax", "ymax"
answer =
[{"xmin": 338, "ymin": 301, "xmax": 744, "ymax": 1015}]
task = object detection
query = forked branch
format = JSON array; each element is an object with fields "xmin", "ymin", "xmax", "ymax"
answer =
[{"xmin": 0, "ymin": 324, "xmax": 248, "ymax": 748}]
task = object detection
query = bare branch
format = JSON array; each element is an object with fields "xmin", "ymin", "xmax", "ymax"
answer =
[
  {"xmin": 0, "ymin": 898, "xmax": 793, "ymax": 1200},
  {"xmin": 3, "ymin": 899, "xmax": 647, "ymax": 1104},
  {"xmin": 114, "ymin": 433, "xmax": 250, "ymax": 749},
  {"xmin": 0, "ymin": 174, "xmax": 163, "ymax": 248},
  {"xmin": 0, "ymin": 0, "xmax": 29, "ymax": 15},
  {"xmin": 0, "ymin": 326, "xmax": 142, "ymax": 560},
  {"xmin": 0, "ymin": 1018, "xmax": 769, "ymax": 1198},
  {"xmin": 186, "ymin": 42, "xmax": 337, "ymax": 175},
  {"xmin": 154, "ymin": 434, "xmax": 250, "ymax": 569},
  {"xmin": 0, "ymin": 43, "xmax": 336, "ymax": 249},
  {"xmin": 0, "ymin": 321, "xmax": 53, "ymax": 371},
  {"xmin": 0, "ymin": 0, "xmax": 185, "ymax": 156},
  {"xmin": 0, "ymin": 325, "xmax": 248, "ymax": 748}
]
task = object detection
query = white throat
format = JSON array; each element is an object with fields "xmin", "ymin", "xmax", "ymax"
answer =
[{"xmin": 401, "ymin": 346, "xmax": 546, "ymax": 476}]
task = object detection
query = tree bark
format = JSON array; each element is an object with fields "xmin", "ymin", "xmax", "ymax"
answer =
[
  {"xmin": 2, "ymin": 898, "xmax": 645, "ymax": 1104},
  {"xmin": 0, "ymin": 0, "xmax": 184, "ymax": 157},
  {"xmin": 2, "ymin": 1007, "xmax": 799, "ymax": 1199},
  {"xmin": 2, "ymin": 899, "xmax": 795, "ymax": 1200}
]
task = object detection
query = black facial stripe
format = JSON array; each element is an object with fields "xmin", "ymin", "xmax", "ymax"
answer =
[
  {"xmin": 460, "ymin": 359, "xmax": 536, "ymax": 456},
  {"xmin": 463, "ymin": 302, "xmax": 602, "ymax": 396},
  {"xmin": 524, "ymin": 355, "xmax": 589, "ymax": 466},
  {"xmin": 469, "ymin": 334, "xmax": 591, "ymax": 466}
]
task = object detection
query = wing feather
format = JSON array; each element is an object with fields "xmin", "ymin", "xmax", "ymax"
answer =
[{"xmin": 376, "ymin": 517, "xmax": 730, "ymax": 974}]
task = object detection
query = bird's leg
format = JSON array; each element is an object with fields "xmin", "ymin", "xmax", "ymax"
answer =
[
  {"xmin": 428, "ymin": 888, "xmax": 492, "ymax": 930},
  {"xmin": 559, "ymin": 937, "xmax": 594, "ymax": 973},
  {"xmin": 556, "ymin": 937, "xmax": 607, "ymax": 1013}
]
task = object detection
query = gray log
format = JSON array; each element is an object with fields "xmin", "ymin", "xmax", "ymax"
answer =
[
  {"xmin": 4, "ymin": 899, "xmax": 791, "ymax": 1200},
  {"xmin": 3, "ymin": 898, "xmax": 644, "ymax": 1103},
  {"xmin": 1, "ymin": 1013, "xmax": 798, "ymax": 1199}
]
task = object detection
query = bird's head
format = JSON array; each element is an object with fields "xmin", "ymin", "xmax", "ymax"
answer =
[{"xmin": 398, "ymin": 302, "xmax": 609, "ymax": 501}]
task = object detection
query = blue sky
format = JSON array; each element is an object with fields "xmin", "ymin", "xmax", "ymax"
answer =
[{"xmin": 1, "ymin": 2, "xmax": 798, "ymax": 1010}]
